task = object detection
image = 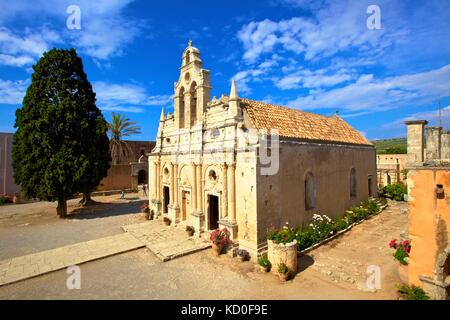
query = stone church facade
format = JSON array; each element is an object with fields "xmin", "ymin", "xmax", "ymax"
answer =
[{"xmin": 148, "ymin": 42, "xmax": 377, "ymax": 257}]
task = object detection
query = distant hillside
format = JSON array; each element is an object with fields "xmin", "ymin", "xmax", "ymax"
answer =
[{"xmin": 371, "ymin": 138, "xmax": 407, "ymax": 154}]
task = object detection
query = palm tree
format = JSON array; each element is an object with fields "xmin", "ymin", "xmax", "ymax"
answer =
[{"xmin": 107, "ymin": 112, "xmax": 142, "ymax": 165}]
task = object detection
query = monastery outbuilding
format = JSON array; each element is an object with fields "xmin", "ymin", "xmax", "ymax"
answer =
[{"xmin": 148, "ymin": 41, "xmax": 377, "ymax": 257}]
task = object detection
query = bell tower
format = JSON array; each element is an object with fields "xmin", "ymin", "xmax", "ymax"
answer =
[{"xmin": 174, "ymin": 40, "xmax": 211, "ymax": 129}]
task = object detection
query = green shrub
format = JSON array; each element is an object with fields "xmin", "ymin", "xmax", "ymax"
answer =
[
  {"xmin": 277, "ymin": 263, "xmax": 289, "ymax": 274},
  {"xmin": 269, "ymin": 199, "xmax": 381, "ymax": 252},
  {"xmin": 332, "ymin": 218, "xmax": 349, "ymax": 232},
  {"xmin": 381, "ymin": 183, "xmax": 407, "ymax": 201},
  {"xmin": 0, "ymin": 196, "xmax": 12, "ymax": 205},
  {"xmin": 397, "ymin": 284, "xmax": 429, "ymax": 300},
  {"xmin": 393, "ymin": 247, "xmax": 409, "ymax": 265},
  {"xmin": 296, "ymin": 227, "xmax": 316, "ymax": 251},
  {"xmin": 257, "ymin": 255, "xmax": 272, "ymax": 268},
  {"xmin": 272, "ymin": 228, "xmax": 296, "ymax": 244}
]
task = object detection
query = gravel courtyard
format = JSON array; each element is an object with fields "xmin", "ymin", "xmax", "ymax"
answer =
[
  {"xmin": 0, "ymin": 194, "xmax": 147, "ymax": 260},
  {"xmin": 0, "ymin": 199, "xmax": 408, "ymax": 300}
]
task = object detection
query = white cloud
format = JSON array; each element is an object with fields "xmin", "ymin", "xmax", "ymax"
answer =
[
  {"xmin": 275, "ymin": 68, "xmax": 352, "ymax": 90},
  {"xmin": 0, "ymin": 0, "xmax": 146, "ymax": 67},
  {"xmin": 237, "ymin": 1, "xmax": 402, "ymax": 63},
  {"xmin": 0, "ymin": 79, "xmax": 29, "ymax": 104},
  {"xmin": 93, "ymin": 81, "xmax": 172, "ymax": 112},
  {"xmin": 0, "ymin": 27, "xmax": 61, "ymax": 67},
  {"xmin": 288, "ymin": 64, "xmax": 450, "ymax": 114}
]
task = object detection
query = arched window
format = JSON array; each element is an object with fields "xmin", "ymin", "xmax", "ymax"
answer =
[
  {"xmin": 185, "ymin": 50, "xmax": 190, "ymax": 64},
  {"xmin": 350, "ymin": 168, "xmax": 357, "ymax": 198},
  {"xmin": 305, "ymin": 172, "xmax": 316, "ymax": 211},
  {"xmin": 179, "ymin": 87, "xmax": 185, "ymax": 128},
  {"xmin": 190, "ymin": 81, "xmax": 197, "ymax": 127}
]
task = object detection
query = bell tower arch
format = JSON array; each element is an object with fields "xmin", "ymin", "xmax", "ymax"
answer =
[{"xmin": 174, "ymin": 40, "xmax": 211, "ymax": 129}]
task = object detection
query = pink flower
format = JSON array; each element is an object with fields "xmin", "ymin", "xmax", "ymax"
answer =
[{"xmin": 389, "ymin": 239, "xmax": 397, "ymax": 249}]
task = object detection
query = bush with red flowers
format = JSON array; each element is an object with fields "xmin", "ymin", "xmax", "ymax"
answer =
[
  {"xmin": 209, "ymin": 228, "xmax": 231, "ymax": 246},
  {"xmin": 389, "ymin": 239, "xmax": 411, "ymax": 265},
  {"xmin": 140, "ymin": 203, "xmax": 150, "ymax": 213}
]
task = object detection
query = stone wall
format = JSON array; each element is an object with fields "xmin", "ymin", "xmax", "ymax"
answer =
[
  {"xmin": 407, "ymin": 167, "xmax": 450, "ymax": 295},
  {"xmin": 255, "ymin": 141, "xmax": 377, "ymax": 249},
  {"xmin": 0, "ymin": 133, "xmax": 20, "ymax": 197},
  {"xmin": 97, "ymin": 164, "xmax": 132, "ymax": 191},
  {"xmin": 376, "ymin": 154, "xmax": 407, "ymax": 186}
]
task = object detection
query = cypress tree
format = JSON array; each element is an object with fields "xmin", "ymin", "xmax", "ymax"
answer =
[{"xmin": 12, "ymin": 48, "xmax": 111, "ymax": 217}]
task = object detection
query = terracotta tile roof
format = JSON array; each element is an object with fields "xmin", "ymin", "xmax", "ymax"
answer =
[{"xmin": 240, "ymin": 98, "xmax": 372, "ymax": 146}]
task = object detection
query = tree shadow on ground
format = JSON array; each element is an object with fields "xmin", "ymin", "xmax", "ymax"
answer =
[
  {"xmin": 67, "ymin": 199, "xmax": 147, "ymax": 220},
  {"xmin": 297, "ymin": 253, "xmax": 315, "ymax": 273}
]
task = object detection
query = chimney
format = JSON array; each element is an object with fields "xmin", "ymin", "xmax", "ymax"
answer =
[
  {"xmin": 405, "ymin": 120, "xmax": 428, "ymax": 164},
  {"xmin": 425, "ymin": 126, "xmax": 442, "ymax": 160}
]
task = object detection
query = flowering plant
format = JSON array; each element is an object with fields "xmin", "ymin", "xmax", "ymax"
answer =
[
  {"xmin": 277, "ymin": 263, "xmax": 289, "ymax": 274},
  {"xmin": 209, "ymin": 228, "xmax": 230, "ymax": 246},
  {"xmin": 140, "ymin": 203, "xmax": 150, "ymax": 213},
  {"xmin": 389, "ymin": 239, "xmax": 411, "ymax": 265}
]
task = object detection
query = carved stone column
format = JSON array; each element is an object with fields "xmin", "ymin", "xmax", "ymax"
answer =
[
  {"xmin": 150, "ymin": 160, "xmax": 161, "ymax": 216},
  {"xmin": 192, "ymin": 164, "xmax": 197, "ymax": 211},
  {"xmin": 222, "ymin": 163, "xmax": 228, "ymax": 219},
  {"xmin": 170, "ymin": 163, "xmax": 174, "ymax": 205},
  {"xmin": 219, "ymin": 162, "xmax": 238, "ymax": 246},
  {"xmin": 190, "ymin": 163, "xmax": 205, "ymax": 237},
  {"xmin": 153, "ymin": 161, "xmax": 158, "ymax": 198},
  {"xmin": 228, "ymin": 163, "xmax": 236, "ymax": 223},
  {"xmin": 197, "ymin": 164, "xmax": 203, "ymax": 212}
]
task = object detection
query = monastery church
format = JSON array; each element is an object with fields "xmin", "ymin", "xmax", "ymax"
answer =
[{"xmin": 148, "ymin": 41, "xmax": 377, "ymax": 257}]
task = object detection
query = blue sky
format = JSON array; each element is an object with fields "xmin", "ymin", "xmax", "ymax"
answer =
[{"xmin": 0, "ymin": 0, "xmax": 449, "ymax": 141}]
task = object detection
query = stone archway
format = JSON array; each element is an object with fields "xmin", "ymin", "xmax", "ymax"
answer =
[{"xmin": 138, "ymin": 169, "xmax": 147, "ymax": 185}]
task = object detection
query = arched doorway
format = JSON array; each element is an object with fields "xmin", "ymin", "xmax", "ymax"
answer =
[{"xmin": 138, "ymin": 169, "xmax": 147, "ymax": 185}]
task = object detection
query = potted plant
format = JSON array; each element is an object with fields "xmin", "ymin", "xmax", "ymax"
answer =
[
  {"xmin": 186, "ymin": 226, "xmax": 195, "ymax": 237},
  {"xmin": 257, "ymin": 255, "xmax": 272, "ymax": 272},
  {"xmin": 163, "ymin": 216, "xmax": 171, "ymax": 226},
  {"xmin": 277, "ymin": 263, "xmax": 289, "ymax": 282},
  {"xmin": 140, "ymin": 203, "xmax": 150, "ymax": 220},
  {"xmin": 209, "ymin": 228, "xmax": 230, "ymax": 256},
  {"xmin": 389, "ymin": 239, "xmax": 411, "ymax": 284},
  {"xmin": 237, "ymin": 249, "xmax": 250, "ymax": 262}
]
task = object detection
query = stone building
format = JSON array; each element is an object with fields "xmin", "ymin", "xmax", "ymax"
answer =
[
  {"xmin": 0, "ymin": 133, "xmax": 20, "ymax": 198},
  {"xmin": 405, "ymin": 120, "xmax": 450, "ymax": 299},
  {"xmin": 148, "ymin": 42, "xmax": 377, "ymax": 257},
  {"xmin": 97, "ymin": 140, "xmax": 155, "ymax": 192},
  {"xmin": 376, "ymin": 154, "xmax": 407, "ymax": 186}
]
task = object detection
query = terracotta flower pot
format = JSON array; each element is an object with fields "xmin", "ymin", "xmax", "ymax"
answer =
[
  {"xmin": 212, "ymin": 243, "xmax": 223, "ymax": 256},
  {"xmin": 259, "ymin": 265, "xmax": 270, "ymax": 273},
  {"xmin": 397, "ymin": 264, "xmax": 409, "ymax": 284},
  {"xmin": 278, "ymin": 272, "xmax": 289, "ymax": 282},
  {"xmin": 187, "ymin": 230, "xmax": 194, "ymax": 237}
]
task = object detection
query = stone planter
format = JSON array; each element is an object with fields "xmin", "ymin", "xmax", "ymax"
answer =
[
  {"xmin": 398, "ymin": 264, "xmax": 409, "ymax": 284},
  {"xmin": 267, "ymin": 239, "xmax": 298, "ymax": 276}
]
